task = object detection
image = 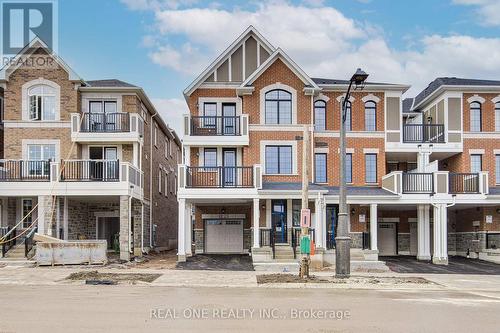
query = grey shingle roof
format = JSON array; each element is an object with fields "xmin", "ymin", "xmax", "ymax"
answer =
[
  {"xmin": 85, "ymin": 79, "xmax": 137, "ymax": 88},
  {"xmin": 402, "ymin": 98, "xmax": 416, "ymax": 113},
  {"xmin": 261, "ymin": 182, "xmax": 397, "ymax": 196},
  {"xmin": 414, "ymin": 77, "xmax": 500, "ymax": 108},
  {"xmin": 488, "ymin": 187, "xmax": 500, "ymax": 195},
  {"xmin": 311, "ymin": 78, "xmax": 393, "ymax": 86}
]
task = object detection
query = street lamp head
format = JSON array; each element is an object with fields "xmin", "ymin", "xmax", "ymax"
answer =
[{"xmin": 351, "ymin": 68, "xmax": 369, "ymax": 88}]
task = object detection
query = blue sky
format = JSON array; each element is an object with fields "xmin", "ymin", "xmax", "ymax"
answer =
[{"xmin": 54, "ymin": 0, "xmax": 500, "ymax": 132}]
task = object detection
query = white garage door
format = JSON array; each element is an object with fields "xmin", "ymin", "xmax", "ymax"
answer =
[
  {"xmin": 378, "ymin": 223, "xmax": 397, "ymax": 256},
  {"xmin": 205, "ymin": 220, "xmax": 243, "ymax": 253}
]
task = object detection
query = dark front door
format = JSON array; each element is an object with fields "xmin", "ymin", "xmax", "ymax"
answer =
[
  {"xmin": 222, "ymin": 103, "xmax": 236, "ymax": 135},
  {"xmin": 272, "ymin": 200, "xmax": 288, "ymax": 243},
  {"xmin": 326, "ymin": 205, "xmax": 338, "ymax": 249},
  {"xmin": 223, "ymin": 149, "xmax": 236, "ymax": 187}
]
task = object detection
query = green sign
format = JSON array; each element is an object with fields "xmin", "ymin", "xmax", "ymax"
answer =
[{"xmin": 300, "ymin": 235, "xmax": 310, "ymax": 254}]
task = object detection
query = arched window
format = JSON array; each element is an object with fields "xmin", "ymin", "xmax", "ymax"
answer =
[
  {"xmin": 495, "ymin": 102, "xmax": 500, "ymax": 132},
  {"xmin": 265, "ymin": 89, "xmax": 292, "ymax": 124},
  {"xmin": 314, "ymin": 100, "xmax": 326, "ymax": 131},
  {"xmin": 28, "ymin": 84, "xmax": 56, "ymax": 121},
  {"xmin": 470, "ymin": 101, "xmax": 482, "ymax": 132},
  {"xmin": 344, "ymin": 101, "xmax": 352, "ymax": 131},
  {"xmin": 364, "ymin": 101, "xmax": 376, "ymax": 131}
]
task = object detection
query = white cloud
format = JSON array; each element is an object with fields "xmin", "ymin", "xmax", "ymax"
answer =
[
  {"xmin": 452, "ymin": 0, "xmax": 500, "ymax": 26},
  {"xmin": 151, "ymin": 97, "xmax": 188, "ymax": 136},
  {"xmin": 128, "ymin": 1, "xmax": 500, "ymax": 97},
  {"xmin": 121, "ymin": 0, "xmax": 198, "ymax": 11}
]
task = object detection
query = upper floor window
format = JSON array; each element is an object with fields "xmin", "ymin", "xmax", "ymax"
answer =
[
  {"xmin": 204, "ymin": 148, "xmax": 217, "ymax": 168},
  {"xmin": 29, "ymin": 85, "xmax": 56, "ymax": 121},
  {"xmin": 496, "ymin": 155, "xmax": 500, "ymax": 184},
  {"xmin": 470, "ymin": 102, "xmax": 482, "ymax": 132},
  {"xmin": 365, "ymin": 154, "xmax": 377, "ymax": 183},
  {"xmin": 203, "ymin": 102, "xmax": 217, "ymax": 128},
  {"xmin": 314, "ymin": 100, "xmax": 326, "ymax": 132},
  {"xmin": 314, "ymin": 153, "xmax": 327, "ymax": 183},
  {"xmin": 364, "ymin": 101, "xmax": 376, "ymax": 131},
  {"xmin": 470, "ymin": 154, "xmax": 482, "ymax": 173},
  {"xmin": 89, "ymin": 101, "xmax": 117, "ymax": 114},
  {"xmin": 0, "ymin": 97, "xmax": 3, "ymax": 123},
  {"xmin": 345, "ymin": 101, "xmax": 352, "ymax": 131},
  {"xmin": 495, "ymin": 102, "xmax": 500, "ymax": 132},
  {"xmin": 345, "ymin": 153, "xmax": 353, "ymax": 183},
  {"xmin": 265, "ymin": 89, "xmax": 292, "ymax": 124},
  {"xmin": 265, "ymin": 145, "xmax": 292, "ymax": 174}
]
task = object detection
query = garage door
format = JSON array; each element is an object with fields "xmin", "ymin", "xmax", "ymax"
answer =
[
  {"xmin": 205, "ymin": 220, "xmax": 243, "ymax": 253},
  {"xmin": 378, "ymin": 223, "xmax": 397, "ymax": 256}
]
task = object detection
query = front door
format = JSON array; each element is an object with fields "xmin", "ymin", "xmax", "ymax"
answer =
[
  {"xmin": 223, "ymin": 149, "xmax": 236, "ymax": 187},
  {"xmin": 326, "ymin": 205, "xmax": 338, "ymax": 249},
  {"xmin": 222, "ymin": 103, "xmax": 236, "ymax": 135},
  {"xmin": 272, "ymin": 200, "xmax": 287, "ymax": 243},
  {"xmin": 378, "ymin": 223, "xmax": 397, "ymax": 256}
]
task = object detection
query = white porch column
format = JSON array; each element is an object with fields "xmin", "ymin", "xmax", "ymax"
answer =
[
  {"xmin": 253, "ymin": 198, "xmax": 260, "ymax": 248},
  {"xmin": 417, "ymin": 204, "xmax": 431, "ymax": 260},
  {"xmin": 370, "ymin": 204, "xmax": 378, "ymax": 251},
  {"xmin": 185, "ymin": 202, "xmax": 192, "ymax": 256},
  {"xmin": 433, "ymin": 204, "xmax": 448, "ymax": 265},
  {"xmin": 37, "ymin": 196, "xmax": 47, "ymax": 235},
  {"xmin": 177, "ymin": 198, "xmax": 187, "ymax": 262},
  {"xmin": 314, "ymin": 195, "xmax": 324, "ymax": 248},
  {"xmin": 63, "ymin": 196, "xmax": 68, "ymax": 240},
  {"xmin": 322, "ymin": 202, "xmax": 327, "ymax": 250}
]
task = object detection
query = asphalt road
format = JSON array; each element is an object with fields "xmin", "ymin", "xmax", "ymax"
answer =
[{"xmin": 1, "ymin": 285, "xmax": 499, "ymax": 333}]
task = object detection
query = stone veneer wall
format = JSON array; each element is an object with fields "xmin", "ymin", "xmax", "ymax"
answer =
[
  {"xmin": 194, "ymin": 229, "xmax": 203, "ymax": 253},
  {"xmin": 398, "ymin": 233, "xmax": 410, "ymax": 253},
  {"xmin": 243, "ymin": 229, "xmax": 251, "ymax": 251},
  {"xmin": 350, "ymin": 232, "xmax": 363, "ymax": 249},
  {"xmin": 143, "ymin": 202, "xmax": 151, "ymax": 249},
  {"xmin": 67, "ymin": 199, "xmax": 120, "ymax": 240}
]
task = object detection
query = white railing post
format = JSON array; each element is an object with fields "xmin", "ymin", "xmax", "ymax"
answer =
[
  {"xmin": 183, "ymin": 114, "xmax": 190, "ymax": 136},
  {"xmin": 253, "ymin": 164, "xmax": 262, "ymax": 189},
  {"xmin": 71, "ymin": 113, "xmax": 80, "ymax": 134},
  {"xmin": 50, "ymin": 161, "xmax": 59, "ymax": 183}
]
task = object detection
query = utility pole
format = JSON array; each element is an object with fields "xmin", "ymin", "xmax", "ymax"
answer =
[
  {"xmin": 300, "ymin": 124, "xmax": 311, "ymax": 278},
  {"xmin": 336, "ymin": 68, "xmax": 368, "ymax": 278}
]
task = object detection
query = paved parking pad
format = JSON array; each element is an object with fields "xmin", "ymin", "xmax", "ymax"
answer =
[
  {"xmin": 176, "ymin": 254, "xmax": 254, "ymax": 271},
  {"xmin": 385, "ymin": 256, "xmax": 500, "ymax": 275}
]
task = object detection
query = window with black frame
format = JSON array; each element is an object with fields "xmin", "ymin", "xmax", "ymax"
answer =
[
  {"xmin": 265, "ymin": 145, "xmax": 292, "ymax": 174},
  {"xmin": 470, "ymin": 102, "xmax": 482, "ymax": 132},
  {"xmin": 203, "ymin": 103, "xmax": 217, "ymax": 130},
  {"xmin": 315, "ymin": 153, "xmax": 327, "ymax": 183},
  {"xmin": 364, "ymin": 101, "xmax": 376, "ymax": 131},
  {"xmin": 314, "ymin": 100, "xmax": 326, "ymax": 131},
  {"xmin": 265, "ymin": 89, "xmax": 292, "ymax": 124}
]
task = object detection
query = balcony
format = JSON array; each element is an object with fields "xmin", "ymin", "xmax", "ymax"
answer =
[
  {"xmin": 403, "ymin": 124, "xmax": 445, "ymax": 143},
  {"xmin": 0, "ymin": 159, "xmax": 143, "ymax": 198},
  {"xmin": 402, "ymin": 173, "xmax": 434, "ymax": 194},
  {"xmin": 71, "ymin": 113, "xmax": 144, "ymax": 143},
  {"xmin": 182, "ymin": 114, "xmax": 249, "ymax": 146},
  {"xmin": 178, "ymin": 164, "xmax": 262, "ymax": 198},
  {"xmin": 449, "ymin": 173, "xmax": 480, "ymax": 194}
]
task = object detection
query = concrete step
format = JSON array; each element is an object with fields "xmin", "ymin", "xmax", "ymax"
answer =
[
  {"xmin": 0, "ymin": 259, "xmax": 36, "ymax": 267},
  {"xmin": 253, "ymin": 262, "xmax": 299, "ymax": 273}
]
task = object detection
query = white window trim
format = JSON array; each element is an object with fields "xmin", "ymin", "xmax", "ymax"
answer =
[
  {"xmin": 314, "ymin": 93, "xmax": 330, "ymax": 103},
  {"xmin": 197, "ymin": 97, "xmax": 241, "ymax": 117},
  {"xmin": 260, "ymin": 83, "xmax": 297, "ymax": 125},
  {"xmin": 165, "ymin": 139, "xmax": 169, "ymax": 158},
  {"xmin": 467, "ymin": 95, "xmax": 486, "ymax": 104},
  {"xmin": 361, "ymin": 94, "xmax": 381, "ymax": 103},
  {"xmin": 22, "ymin": 139, "xmax": 60, "ymax": 161},
  {"xmin": 165, "ymin": 171, "xmax": 169, "ymax": 197},
  {"xmin": 260, "ymin": 140, "xmax": 298, "ymax": 175},
  {"xmin": 468, "ymin": 149, "xmax": 485, "ymax": 155},
  {"xmin": 154, "ymin": 124, "xmax": 158, "ymax": 147},
  {"xmin": 158, "ymin": 166, "xmax": 162, "ymax": 194},
  {"xmin": 496, "ymin": 154, "xmax": 500, "ymax": 185},
  {"xmin": 169, "ymin": 138, "xmax": 173, "ymax": 157},
  {"xmin": 81, "ymin": 93, "xmax": 123, "ymax": 113},
  {"xmin": 21, "ymin": 78, "xmax": 61, "ymax": 121}
]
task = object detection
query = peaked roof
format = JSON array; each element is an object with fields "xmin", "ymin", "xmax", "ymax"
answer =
[
  {"xmin": 240, "ymin": 48, "xmax": 319, "ymax": 90},
  {"xmin": 183, "ymin": 26, "xmax": 276, "ymax": 96},
  {"xmin": 0, "ymin": 36, "xmax": 82, "ymax": 82},
  {"xmin": 413, "ymin": 77, "xmax": 500, "ymax": 109},
  {"xmin": 85, "ymin": 79, "xmax": 137, "ymax": 88}
]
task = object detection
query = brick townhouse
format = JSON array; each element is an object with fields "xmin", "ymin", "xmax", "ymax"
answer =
[
  {"xmin": 0, "ymin": 38, "xmax": 181, "ymax": 261},
  {"xmin": 177, "ymin": 26, "xmax": 500, "ymax": 266}
]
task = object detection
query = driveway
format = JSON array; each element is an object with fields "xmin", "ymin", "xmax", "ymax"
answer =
[
  {"xmin": 176, "ymin": 254, "xmax": 254, "ymax": 271},
  {"xmin": 384, "ymin": 256, "xmax": 500, "ymax": 275}
]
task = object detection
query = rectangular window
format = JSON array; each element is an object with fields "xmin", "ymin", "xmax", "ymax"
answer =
[
  {"xmin": 365, "ymin": 105, "xmax": 376, "ymax": 131},
  {"xmin": 345, "ymin": 153, "xmax": 352, "ymax": 183},
  {"xmin": 496, "ymin": 155, "xmax": 500, "ymax": 184},
  {"xmin": 203, "ymin": 103, "xmax": 217, "ymax": 128},
  {"xmin": 169, "ymin": 139, "xmax": 173, "ymax": 156},
  {"xmin": 165, "ymin": 139, "xmax": 169, "ymax": 158},
  {"xmin": 496, "ymin": 104, "xmax": 500, "ymax": 132},
  {"xmin": 345, "ymin": 102, "xmax": 352, "ymax": 131},
  {"xmin": 174, "ymin": 175, "xmax": 177, "ymax": 195},
  {"xmin": 314, "ymin": 101, "xmax": 326, "ymax": 131},
  {"xmin": 203, "ymin": 148, "xmax": 217, "ymax": 168},
  {"xmin": 154, "ymin": 124, "xmax": 158, "ymax": 147},
  {"xmin": 27, "ymin": 144, "xmax": 55, "ymax": 176},
  {"xmin": 265, "ymin": 146, "xmax": 292, "ymax": 174},
  {"xmin": 365, "ymin": 154, "xmax": 377, "ymax": 183},
  {"xmin": 292, "ymin": 199, "xmax": 301, "ymax": 227},
  {"xmin": 470, "ymin": 154, "xmax": 482, "ymax": 173},
  {"xmin": 165, "ymin": 172, "xmax": 169, "ymax": 197},
  {"xmin": 22, "ymin": 198, "xmax": 33, "ymax": 229},
  {"xmin": 314, "ymin": 153, "xmax": 327, "ymax": 183},
  {"xmin": 470, "ymin": 104, "xmax": 482, "ymax": 132},
  {"xmin": 158, "ymin": 168, "xmax": 162, "ymax": 193}
]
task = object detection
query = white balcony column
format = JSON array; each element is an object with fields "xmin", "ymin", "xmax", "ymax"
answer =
[
  {"xmin": 177, "ymin": 198, "xmax": 187, "ymax": 262},
  {"xmin": 370, "ymin": 204, "xmax": 378, "ymax": 251},
  {"xmin": 184, "ymin": 146, "xmax": 191, "ymax": 167},
  {"xmin": 314, "ymin": 196, "xmax": 323, "ymax": 248},
  {"xmin": 253, "ymin": 198, "xmax": 260, "ymax": 248},
  {"xmin": 417, "ymin": 151, "xmax": 430, "ymax": 172},
  {"xmin": 185, "ymin": 202, "xmax": 193, "ymax": 256},
  {"xmin": 432, "ymin": 204, "xmax": 448, "ymax": 265},
  {"xmin": 417, "ymin": 204, "xmax": 431, "ymax": 260},
  {"xmin": 322, "ymin": 201, "xmax": 327, "ymax": 250}
]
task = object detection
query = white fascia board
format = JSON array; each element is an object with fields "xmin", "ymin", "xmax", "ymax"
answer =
[
  {"xmin": 413, "ymin": 85, "xmax": 500, "ymax": 110},
  {"xmin": 183, "ymin": 26, "xmax": 276, "ymax": 97},
  {"xmin": 318, "ymin": 84, "xmax": 410, "ymax": 93}
]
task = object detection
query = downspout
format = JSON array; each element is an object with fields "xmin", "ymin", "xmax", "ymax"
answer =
[{"xmin": 150, "ymin": 110, "xmax": 158, "ymax": 249}]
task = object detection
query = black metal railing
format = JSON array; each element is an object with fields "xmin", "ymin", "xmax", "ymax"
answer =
[
  {"xmin": 60, "ymin": 160, "xmax": 120, "ymax": 182},
  {"xmin": 81, "ymin": 113, "xmax": 130, "ymax": 132},
  {"xmin": 402, "ymin": 172, "xmax": 434, "ymax": 194},
  {"xmin": 486, "ymin": 232, "xmax": 500, "ymax": 250},
  {"xmin": 186, "ymin": 166, "xmax": 253, "ymax": 188},
  {"xmin": 270, "ymin": 227, "xmax": 276, "ymax": 259},
  {"xmin": 449, "ymin": 173, "xmax": 480, "ymax": 194},
  {"xmin": 0, "ymin": 160, "xmax": 51, "ymax": 181},
  {"xmin": 326, "ymin": 231, "xmax": 335, "ymax": 250},
  {"xmin": 1, "ymin": 227, "xmax": 17, "ymax": 257},
  {"xmin": 292, "ymin": 228, "xmax": 315, "ymax": 259},
  {"xmin": 190, "ymin": 116, "xmax": 241, "ymax": 136},
  {"xmin": 362, "ymin": 232, "xmax": 371, "ymax": 250},
  {"xmin": 403, "ymin": 124, "xmax": 445, "ymax": 143},
  {"xmin": 259, "ymin": 228, "xmax": 271, "ymax": 247},
  {"xmin": 24, "ymin": 227, "xmax": 37, "ymax": 258}
]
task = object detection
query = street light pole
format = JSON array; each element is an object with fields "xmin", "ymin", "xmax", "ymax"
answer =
[{"xmin": 336, "ymin": 68, "xmax": 368, "ymax": 278}]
